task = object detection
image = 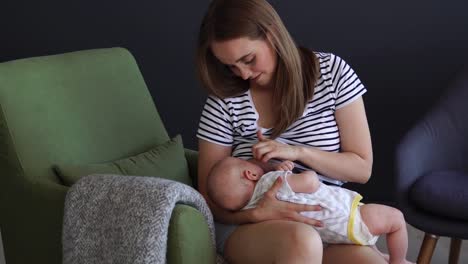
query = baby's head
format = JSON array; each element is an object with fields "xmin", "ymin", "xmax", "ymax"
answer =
[{"xmin": 207, "ymin": 157, "xmax": 264, "ymax": 211}]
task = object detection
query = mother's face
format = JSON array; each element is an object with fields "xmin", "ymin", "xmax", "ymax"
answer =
[{"xmin": 211, "ymin": 37, "xmax": 277, "ymax": 88}]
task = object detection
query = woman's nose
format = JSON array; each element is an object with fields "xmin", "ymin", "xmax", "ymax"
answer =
[{"xmin": 238, "ymin": 67, "xmax": 252, "ymax": 80}]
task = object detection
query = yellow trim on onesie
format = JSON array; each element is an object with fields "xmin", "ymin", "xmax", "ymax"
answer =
[{"xmin": 347, "ymin": 194, "xmax": 364, "ymax": 245}]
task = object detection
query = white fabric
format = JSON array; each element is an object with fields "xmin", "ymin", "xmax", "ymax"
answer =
[{"xmin": 243, "ymin": 171, "xmax": 378, "ymax": 245}]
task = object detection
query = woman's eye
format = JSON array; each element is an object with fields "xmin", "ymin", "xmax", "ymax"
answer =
[
  {"xmin": 244, "ymin": 57, "xmax": 255, "ymax": 65},
  {"xmin": 228, "ymin": 66, "xmax": 239, "ymax": 74}
]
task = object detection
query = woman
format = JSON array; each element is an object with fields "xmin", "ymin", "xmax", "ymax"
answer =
[{"xmin": 195, "ymin": 0, "xmax": 385, "ymax": 263}]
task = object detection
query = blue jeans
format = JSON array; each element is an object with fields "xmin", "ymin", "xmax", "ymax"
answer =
[{"xmin": 215, "ymin": 221, "xmax": 238, "ymax": 254}]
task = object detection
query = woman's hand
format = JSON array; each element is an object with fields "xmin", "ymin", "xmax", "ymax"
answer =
[
  {"xmin": 252, "ymin": 130, "xmax": 302, "ymax": 162},
  {"xmin": 252, "ymin": 176, "xmax": 323, "ymax": 227}
]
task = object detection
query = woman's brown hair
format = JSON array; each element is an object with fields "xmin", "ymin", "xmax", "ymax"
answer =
[{"xmin": 196, "ymin": 0, "xmax": 319, "ymax": 138}]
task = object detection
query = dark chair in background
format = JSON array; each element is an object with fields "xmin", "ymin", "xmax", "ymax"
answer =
[{"xmin": 396, "ymin": 67, "xmax": 468, "ymax": 264}]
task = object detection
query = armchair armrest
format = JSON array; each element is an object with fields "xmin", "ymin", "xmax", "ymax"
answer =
[
  {"xmin": 184, "ymin": 148, "xmax": 199, "ymax": 189},
  {"xmin": 168, "ymin": 204, "xmax": 216, "ymax": 264}
]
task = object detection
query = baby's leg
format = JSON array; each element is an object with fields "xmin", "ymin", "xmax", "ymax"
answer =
[{"xmin": 359, "ymin": 204, "xmax": 408, "ymax": 264}]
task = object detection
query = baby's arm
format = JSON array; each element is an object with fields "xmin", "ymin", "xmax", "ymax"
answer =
[
  {"xmin": 360, "ymin": 204, "xmax": 408, "ymax": 264},
  {"xmin": 247, "ymin": 158, "xmax": 277, "ymax": 172},
  {"xmin": 274, "ymin": 160, "xmax": 295, "ymax": 171},
  {"xmin": 249, "ymin": 159, "xmax": 320, "ymax": 193},
  {"xmin": 286, "ymin": 170, "xmax": 321, "ymax": 193}
]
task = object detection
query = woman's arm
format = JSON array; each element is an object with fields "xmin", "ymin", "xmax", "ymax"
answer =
[
  {"xmin": 253, "ymin": 97, "xmax": 373, "ymax": 184},
  {"xmin": 297, "ymin": 97, "xmax": 373, "ymax": 183},
  {"xmin": 198, "ymin": 139, "xmax": 322, "ymax": 225}
]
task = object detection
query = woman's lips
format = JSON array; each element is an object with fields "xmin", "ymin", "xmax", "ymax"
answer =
[{"xmin": 251, "ymin": 74, "xmax": 262, "ymax": 81}]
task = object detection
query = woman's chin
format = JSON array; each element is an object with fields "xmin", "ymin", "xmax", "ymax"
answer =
[{"xmin": 251, "ymin": 75, "xmax": 272, "ymax": 88}]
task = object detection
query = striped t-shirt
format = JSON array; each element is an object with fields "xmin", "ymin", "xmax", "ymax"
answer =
[{"xmin": 197, "ymin": 53, "xmax": 366, "ymax": 185}]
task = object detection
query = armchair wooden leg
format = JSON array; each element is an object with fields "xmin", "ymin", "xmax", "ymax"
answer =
[
  {"xmin": 449, "ymin": 238, "xmax": 462, "ymax": 264},
  {"xmin": 417, "ymin": 233, "xmax": 438, "ymax": 264}
]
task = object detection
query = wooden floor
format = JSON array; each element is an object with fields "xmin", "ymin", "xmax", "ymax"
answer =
[{"xmin": 376, "ymin": 224, "xmax": 467, "ymax": 264}]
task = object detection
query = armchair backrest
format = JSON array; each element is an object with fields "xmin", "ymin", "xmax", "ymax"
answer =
[
  {"xmin": 396, "ymin": 66, "xmax": 468, "ymax": 197},
  {"xmin": 0, "ymin": 48, "xmax": 170, "ymax": 264},
  {"xmin": 417, "ymin": 66, "xmax": 468, "ymax": 172},
  {"xmin": 0, "ymin": 47, "xmax": 169, "ymax": 183}
]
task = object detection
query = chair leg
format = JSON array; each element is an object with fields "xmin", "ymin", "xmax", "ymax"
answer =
[
  {"xmin": 449, "ymin": 238, "xmax": 462, "ymax": 264},
  {"xmin": 417, "ymin": 233, "xmax": 439, "ymax": 264}
]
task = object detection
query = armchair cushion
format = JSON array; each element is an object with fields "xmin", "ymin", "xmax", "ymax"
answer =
[
  {"xmin": 55, "ymin": 135, "xmax": 191, "ymax": 186},
  {"xmin": 410, "ymin": 170, "xmax": 468, "ymax": 220}
]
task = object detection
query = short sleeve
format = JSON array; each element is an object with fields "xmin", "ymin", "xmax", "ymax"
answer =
[
  {"xmin": 196, "ymin": 95, "xmax": 234, "ymax": 146},
  {"xmin": 329, "ymin": 54, "xmax": 367, "ymax": 109}
]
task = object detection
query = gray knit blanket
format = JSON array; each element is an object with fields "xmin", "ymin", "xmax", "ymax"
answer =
[{"xmin": 62, "ymin": 174, "xmax": 223, "ymax": 264}]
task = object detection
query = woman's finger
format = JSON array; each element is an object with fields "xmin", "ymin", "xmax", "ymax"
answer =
[
  {"xmin": 253, "ymin": 145, "xmax": 273, "ymax": 161},
  {"xmin": 261, "ymin": 151, "xmax": 275, "ymax": 163},
  {"xmin": 257, "ymin": 130, "xmax": 267, "ymax": 141},
  {"xmin": 265, "ymin": 176, "xmax": 283, "ymax": 197},
  {"xmin": 252, "ymin": 140, "xmax": 271, "ymax": 152},
  {"xmin": 293, "ymin": 203, "xmax": 322, "ymax": 212},
  {"xmin": 290, "ymin": 213, "xmax": 324, "ymax": 227}
]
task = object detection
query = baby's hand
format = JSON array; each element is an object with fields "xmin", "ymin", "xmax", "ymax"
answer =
[{"xmin": 275, "ymin": 160, "xmax": 295, "ymax": 171}]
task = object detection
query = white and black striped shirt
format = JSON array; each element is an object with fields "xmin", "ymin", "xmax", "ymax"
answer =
[{"xmin": 197, "ymin": 53, "xmax": 366, "ymax": 185}]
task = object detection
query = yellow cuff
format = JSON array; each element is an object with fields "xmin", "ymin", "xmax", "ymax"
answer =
[{"xmin": 347, "ymin": 194, "xmax": 364, "ymax": 245}]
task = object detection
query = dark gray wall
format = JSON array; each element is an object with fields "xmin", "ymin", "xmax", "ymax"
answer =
[{"xmin": 1, "ymin": 0, "xmax": 467, "ymax": 203}]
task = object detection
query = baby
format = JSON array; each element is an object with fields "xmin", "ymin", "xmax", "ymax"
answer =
[{"xmin": 207, "ymin": 156, "xmax": 411, "ymax": 264}]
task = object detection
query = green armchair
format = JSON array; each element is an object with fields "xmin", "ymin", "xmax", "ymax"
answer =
[{"xmin": 0, "ymin": 48, "xmax": 215, "ymax": 264}]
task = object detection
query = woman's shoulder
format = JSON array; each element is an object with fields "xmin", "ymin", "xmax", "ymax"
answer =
[
  {"xmin": 204, "ymin": 90, "xmax": 255, "ymax": 121},
  {"xmin": 207, "ymin": 90, "xmax": 250, "ymax": 104},
  {"xmin": 312, "ymin": 51, "xmax": 351, "ymax": 83},
  {"xmin": 313, "ymin": 51, "xmax": 342, "ymax": 67},
  {"xmin": 313, "ymin": 51, "xmax": 331, "ymax": 59}
]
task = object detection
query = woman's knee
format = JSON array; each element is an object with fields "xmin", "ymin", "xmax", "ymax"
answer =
[
  {"xmin": 224, "ymin": 221, "xmax": 322, "ymax": 263},
  {"xmin": 283, "ymin": 222, "xmax": 323, "ymax": 259}
]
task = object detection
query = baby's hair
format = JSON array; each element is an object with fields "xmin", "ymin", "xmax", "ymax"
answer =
[
  {"xmin": 206, "ymin": 158, "xmax": 228, "ymax": 208},
  {"xmin": 207, "ymin": 157, "xmax": 251, "ymax": 211}
]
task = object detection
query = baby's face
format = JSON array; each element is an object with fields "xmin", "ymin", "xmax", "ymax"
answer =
[{"xmin": 218, "ymin": 166, "xmax": 256, "ymax": 211}]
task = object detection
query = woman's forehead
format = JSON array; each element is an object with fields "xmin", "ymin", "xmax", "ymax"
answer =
[{"xmin": 211, "ymin": 37, "xmax": 261, "ymax": 64}]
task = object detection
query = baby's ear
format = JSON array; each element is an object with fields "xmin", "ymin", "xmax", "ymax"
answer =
[{"xmin": 243, "ymin": 170, "xmax": 259, "ymax": 181}]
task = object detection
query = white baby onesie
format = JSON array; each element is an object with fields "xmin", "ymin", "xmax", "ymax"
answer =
[{"xmin": 243, "ymin": 171, "xmax": 378, "ymax": 245}]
